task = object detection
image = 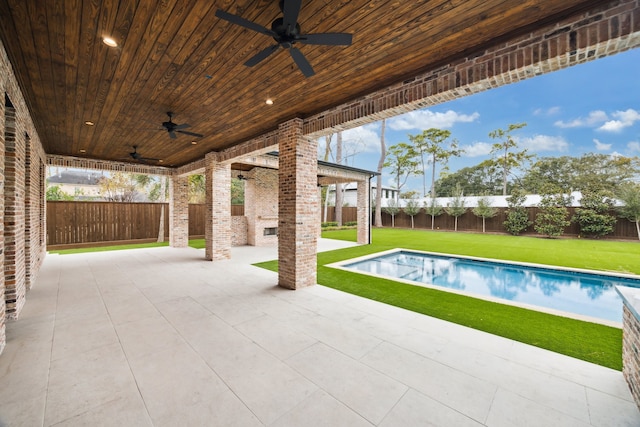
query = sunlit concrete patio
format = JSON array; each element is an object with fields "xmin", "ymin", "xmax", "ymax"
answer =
[{"xmin": 1, "ymin": 240, "xmax": 639, "ymax": 427}]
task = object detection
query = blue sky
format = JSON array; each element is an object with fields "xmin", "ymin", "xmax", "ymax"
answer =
[{"xmin": 325, "ymin": 48, "xmax": 640, "ymax": 194}]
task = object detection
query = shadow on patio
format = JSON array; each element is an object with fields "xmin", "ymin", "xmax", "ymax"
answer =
[{"xmin": 1, "ymin": 240, "xmax": 638, "ymax": 426}]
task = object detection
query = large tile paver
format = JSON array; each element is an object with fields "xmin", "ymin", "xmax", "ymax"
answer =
[{"xmin": 0, "ymin": 242, "xmax": 638, "ymax": 426}]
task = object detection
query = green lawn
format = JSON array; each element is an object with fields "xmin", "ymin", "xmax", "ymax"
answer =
[
  {"xmin": 48, "ymin": 239, "xmax": 206, "ymax": 254},
  {"xmin": 256, "ymin": 228, "xmax": 640, "ymax": 370}
]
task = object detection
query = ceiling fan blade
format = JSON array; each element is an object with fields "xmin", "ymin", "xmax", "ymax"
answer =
[
  {"xmin": 289, "ymin": 47, "xmax": 314, "ymax": 77},
  {"xmin": 176, "ymin": 130, "xmax": 204, "ymax": 138},
  {"xmin": 215, "ymin": 10, "xmax": 276, "ymax": 36},
  {"xmin": 244, "ymin": 45, "xmax": 279, "ymax": 67},
  {"xmin": 173, "ymin": 123, "xmax": 191, "ymax": 130},
  {"xmin": 299, "ymin": 33, "xmax": 353, "ymax": 46},
  {"xmin": 169, "ymin": 131, "xmax": 177, "ymax": 139},
  {"xmin": 282, "ymin": 0, "xmax": 302, "ymax": 32},
  {"xmin": 140, "ymin": 157, "xmax": 160, "ymax": 162}
]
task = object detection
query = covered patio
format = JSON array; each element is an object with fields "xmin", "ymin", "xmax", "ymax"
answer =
[{"xmin": 1, "ymin": 241, "xmax": 638, "ymax": 426}]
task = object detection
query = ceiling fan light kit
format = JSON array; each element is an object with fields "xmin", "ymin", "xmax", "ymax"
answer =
[
  {"xmin": 161, "ymin": 111, "xmax": 204, "ymax": 139},
  {"xmin": 216, "ymin": 0, "xmax": 352, "ymax": 77}
]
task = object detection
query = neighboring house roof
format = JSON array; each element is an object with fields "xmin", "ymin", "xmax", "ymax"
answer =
[{"xmin": 48, "ymin": 171, "xmax": 103, "ymax": 186}]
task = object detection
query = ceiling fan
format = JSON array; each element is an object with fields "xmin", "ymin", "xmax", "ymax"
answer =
[
  {"xmin": 161, "ymin": 111, "xmax": 203, "ymax": 139},
  {"xmin": 127, "ymin": 146, "xmax": 159, "ymax": 163},
  {"xmin": 215, "ymin": 0, "xmax": 352, "ymax": 77}
]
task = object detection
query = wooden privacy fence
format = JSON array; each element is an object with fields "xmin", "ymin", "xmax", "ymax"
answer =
[
  {"xmin": 47, "ymin": 202, "xmax": 638, "ymax": 248},
  {"xmin": 47, "ymin": 202, "xmax": 244, "ymax": 248},
  {"xmin": 377, "ymin": 207, "xmax": 639, "ymax": 240}
]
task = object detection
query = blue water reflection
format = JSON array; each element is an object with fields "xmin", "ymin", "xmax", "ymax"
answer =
[{"xmin": 345, "ymin": 251, "xmax": 640, "ymax": 322}]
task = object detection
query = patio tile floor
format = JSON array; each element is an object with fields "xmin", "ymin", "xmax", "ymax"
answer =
[{"xmin": 0, "ymin": 239, "xmax": 638, "ymax": 426}]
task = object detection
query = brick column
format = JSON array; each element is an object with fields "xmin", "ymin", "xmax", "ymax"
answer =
[
  {"xmin": 357, "ymin": 178, "xmax": 371, "ymax": 244},
  {"xmin": 205, "ymin": 153, "xmax": 231, "ymax": 260},
  {"xmin": 0, "ymin": 92, "xmax": 6, "ymax": 352},
  {"xmin": 169, "ymin": 174, "xmax": 189, "ymax": 247},
  {"xmin": 4, "ymin": 100, "xmax": 26, "ymax": 320},
  {"xmin": 244, "ymin": 168, "xmax": 278, "ymax": 246},
  {"xmin": 278, "ymin": 118, "xmax": 318, "ymax": 290}
]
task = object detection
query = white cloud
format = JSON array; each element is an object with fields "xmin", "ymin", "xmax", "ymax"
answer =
[
  {"xmin": 597, "ymin": 109, "xmax": 640, "ymax": 132},
  {"xmin": 460, "ymin": 141, "xmax": 493, "ymax": 157},
  {"xmin": 518, "ymin": 135, "xmax": 569, "ymax": 152},
  {"xmin": 554, "ymin": 110, "xmax": 608, "ymax": 128},
  {"xmin": 628, "ymin": 141, "xmax": 640, "ymax": 153},
  {"xmin": 593, "ymin": 138, "xmax": 611, "ymax": 151},
  {"xmin": 388, "ymin": 109, "xmax": 480, "ymax": 131},
  {"xmin": 534, "ymin": 106, "xmax": 561, "ymax": 116},
  {"xmin": 341, "ymin": 123, "xmax": 382, "ymax": 153}
]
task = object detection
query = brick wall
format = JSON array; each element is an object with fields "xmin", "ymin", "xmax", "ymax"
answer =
[
  {"xmin": 244, "ymin": 168, "xmax": 279, "ymax": 246},
  {"xmin": 231, "ymin": 216, "xmax": 247, "ymax": 246},
  {"xmin": 278, "ymin": 119, "xmax": 318, "ymax": 290},
  {"xmin": 3, "ymin": 102, "xmax": 26, "ymax": 320},
  {"xmin": 623, "ymin": 305, "xmax": 640, "ymax": 410}
]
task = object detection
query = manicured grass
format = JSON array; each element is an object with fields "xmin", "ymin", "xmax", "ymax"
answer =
[
  {"xmin": 48, "ymin": 239, "xmax": 206, "ymax": 254},
  {"xmin": 256, "ymin": 228, "xmax": 640, "ymax": 370}
]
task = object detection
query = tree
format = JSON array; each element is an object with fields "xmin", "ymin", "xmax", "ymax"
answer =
[
  {"xmin": 472, "ymin": 195, "xmax": 498, "ymax": 233},
  {"xmin": 383, "ymin": 142, "xmax": 421, "ymax": 204},
  {"xmin": 488, "ymin": 122, "xmax": 531, "ymax": 195},
  {"xmin": 374, "ymin": 119, "xmax": 386, "ymax": 227},
  {"xmin": 425, "ymin": 197, "xmax": 443, "ymax": 230},
  {"xmin": 571, "ymin": 153, "xmax": 639, "ymax": 194},
  {"xmin": 521, "ymin": 156, "xmax": 574, "ymax": 194},
  {"xmin": 617, "ymin": 182, "xmax": 640, "ymax": 240},
  {"xmin": 534, "ymin": 185, "xmax": 570, "ymax": 238},
  {"xmin": 335, "ymin": 132, "xmax": 344, "ymax": 226},
  {"xmin": 409, "ymin": 128, "xmax": 463, "ymax": 198},
  {"xmin": 503, "ymin": 187, "xmax": 532, "ymax": 235},
  {"xmin": 445, "ymin": 184, "xmax": 467, "ymax": 231},
  {"xmin": 434, "ymin": 160, "xmax": 503, "ymax": 196},
  {"xmin": 320, "ymin": 133, "xmax": 334, "ymax": 222},
  {"xmin": 572, "ymin": 190, "xmax": 616, "ymax": 238},
  {"xmin": 98, "ymin": 172, "xmax": 141, "ymax": 202},
  {"xmin": 231, "ymin": 178, "xmax": 245, "ymax": 205},
  {"xmin": 188, "ymin": 174, "xmax": 206, "ymax": 203},
  {"xmin": 404, "ymin": 198, "xmax": 421, "ymax": 229},
  {"xmin": 383, "ymin": 198, "xmax": 400, "ymax": 228},
  {"xmin": 46, "ymin": 185, "xmax": 74, "ymax": 201}
]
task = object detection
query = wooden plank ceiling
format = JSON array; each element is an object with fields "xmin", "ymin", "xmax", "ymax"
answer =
[{"xmin": 0, "ymin": 0, "xmax": 600, "ymax": 168}]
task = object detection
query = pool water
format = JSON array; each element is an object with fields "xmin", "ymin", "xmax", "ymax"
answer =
[{"xmin": 343, "ymin": 251, "xmax": 640, "ymax": 323}]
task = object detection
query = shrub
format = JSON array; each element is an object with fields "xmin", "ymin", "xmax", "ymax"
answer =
[
  {"xmin": 344, "ymin": 221, "xmax": 358, "ymax": 227},
  {"xmin": 572, "ymin": 191, "xmax": 616, "ymax": 238},
  {"xmin": 321, "ymin": 222, "xmax": 338, "ymax": 228},
  {"xmin": 504, "ymin": 188, "xmax": 532, "ymax": 235},
  {"xmin": 535, "ymin": 188, "xmax": 570, "ymax": 238}
]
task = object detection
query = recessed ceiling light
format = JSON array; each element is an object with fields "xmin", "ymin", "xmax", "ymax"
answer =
[
  {"xmin": 191, "ymin": 141, "xmax": 197, "ymax": 145},
  {"xmin": 159, "ymin": 160, "xmax": 164, "ymax": 163},
  {"xmin": 265, "ymin": 98, "xmax": 274, "ymax": 105},
  {"xmin": 102, "ymin": 37, "xmax": 117, "ymax": 47},
  {"xmin": 79, "ymin": 149, "xmax": 86, "ymax": 153},
  {"xmin": 84, "ymin": 121, "xmax": 94, "ymax": 126}
]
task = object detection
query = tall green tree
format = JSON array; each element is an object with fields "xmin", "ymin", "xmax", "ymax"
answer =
[
  {"xmin": 435, "ymin": 160, "xmax": 502, "ymax": 196},
  {"xmin": 488, "ymin": 122, "xmax": 531, "ymax": 195},
  {"xmin": 571, "ymin": 153, "xmax": 639, "ymax": 193},
  {"xmin": 617, "ymin": 182, "xmax": 640, "ymax": 240},
  {"xmin": 521, "ymin": 156, "xmax": 574, "ymax": 194},
  {"xmin": 445, "ymin": 184, "xmax": 467, "ymax": 231},
  {"xmin": 188, "ymin": 174, "xmax": 206, "ymax": 203},
  {"xmin": 98, "ymin": 172, "xmax": 141, "ymax": 202},
  {"xmin": 374, "ymin": 119, "xmax": 386, "ymax": 227},
  {"xmin": 472, "ymin": 195, "xmax": 498, "ymax": 233},
  {"xmin": 46, "ymin": 185, "xmax": 74, "ymax": 201},
  {"xmin": 503, "ymin": 187, "xmax": 532, "ymax": 235},
  {"xmin": 409, "ymin": 128, "xmax": 463, "ymax": 198},
  {"xmin": 383, "ymin": 142, "xmax": 421, "ymax": 204}
]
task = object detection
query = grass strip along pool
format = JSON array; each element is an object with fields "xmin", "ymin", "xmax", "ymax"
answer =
[{"xmin": 255, "ymin": 229, "xmax": 640, "ymax": 371}]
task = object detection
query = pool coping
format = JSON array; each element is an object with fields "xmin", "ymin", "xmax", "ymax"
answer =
[{"xmin": 326, "ymin": 248, "xmax": 636, "ymax": 328}]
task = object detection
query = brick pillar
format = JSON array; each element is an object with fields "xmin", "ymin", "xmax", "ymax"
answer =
[
  {"xmin": 317, "ymin": 186, "xmax": 322, "ymax": 238},
  {"xmin": 205, "ymin": 153, "xmax": 231, "ymax": 260},
  {"xmin": 4, "ymin": 100, "xmax": 26, "ymax": 320},
  {"xmin": 244, "ymin": 168, "xmax": 278, "ymax": 246},
  {"xmin": 169, "ymin": 174, "xmax": 189, "ymax": 247},
  {"xmin": 0, "ymin": 93, "xmax": 6, "ymax": 353},
  {"xmin": 278, "ymin": 118, "xmax": 318, "ymax": 290},
  {"xmin": 357, "ymin": 178, "xmax": 371, "ymax": 244}
]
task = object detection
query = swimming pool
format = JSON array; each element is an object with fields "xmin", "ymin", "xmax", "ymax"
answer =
[{"xmin": 337, "ymin": 249, "xmax": 640, "ymax": 324}]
